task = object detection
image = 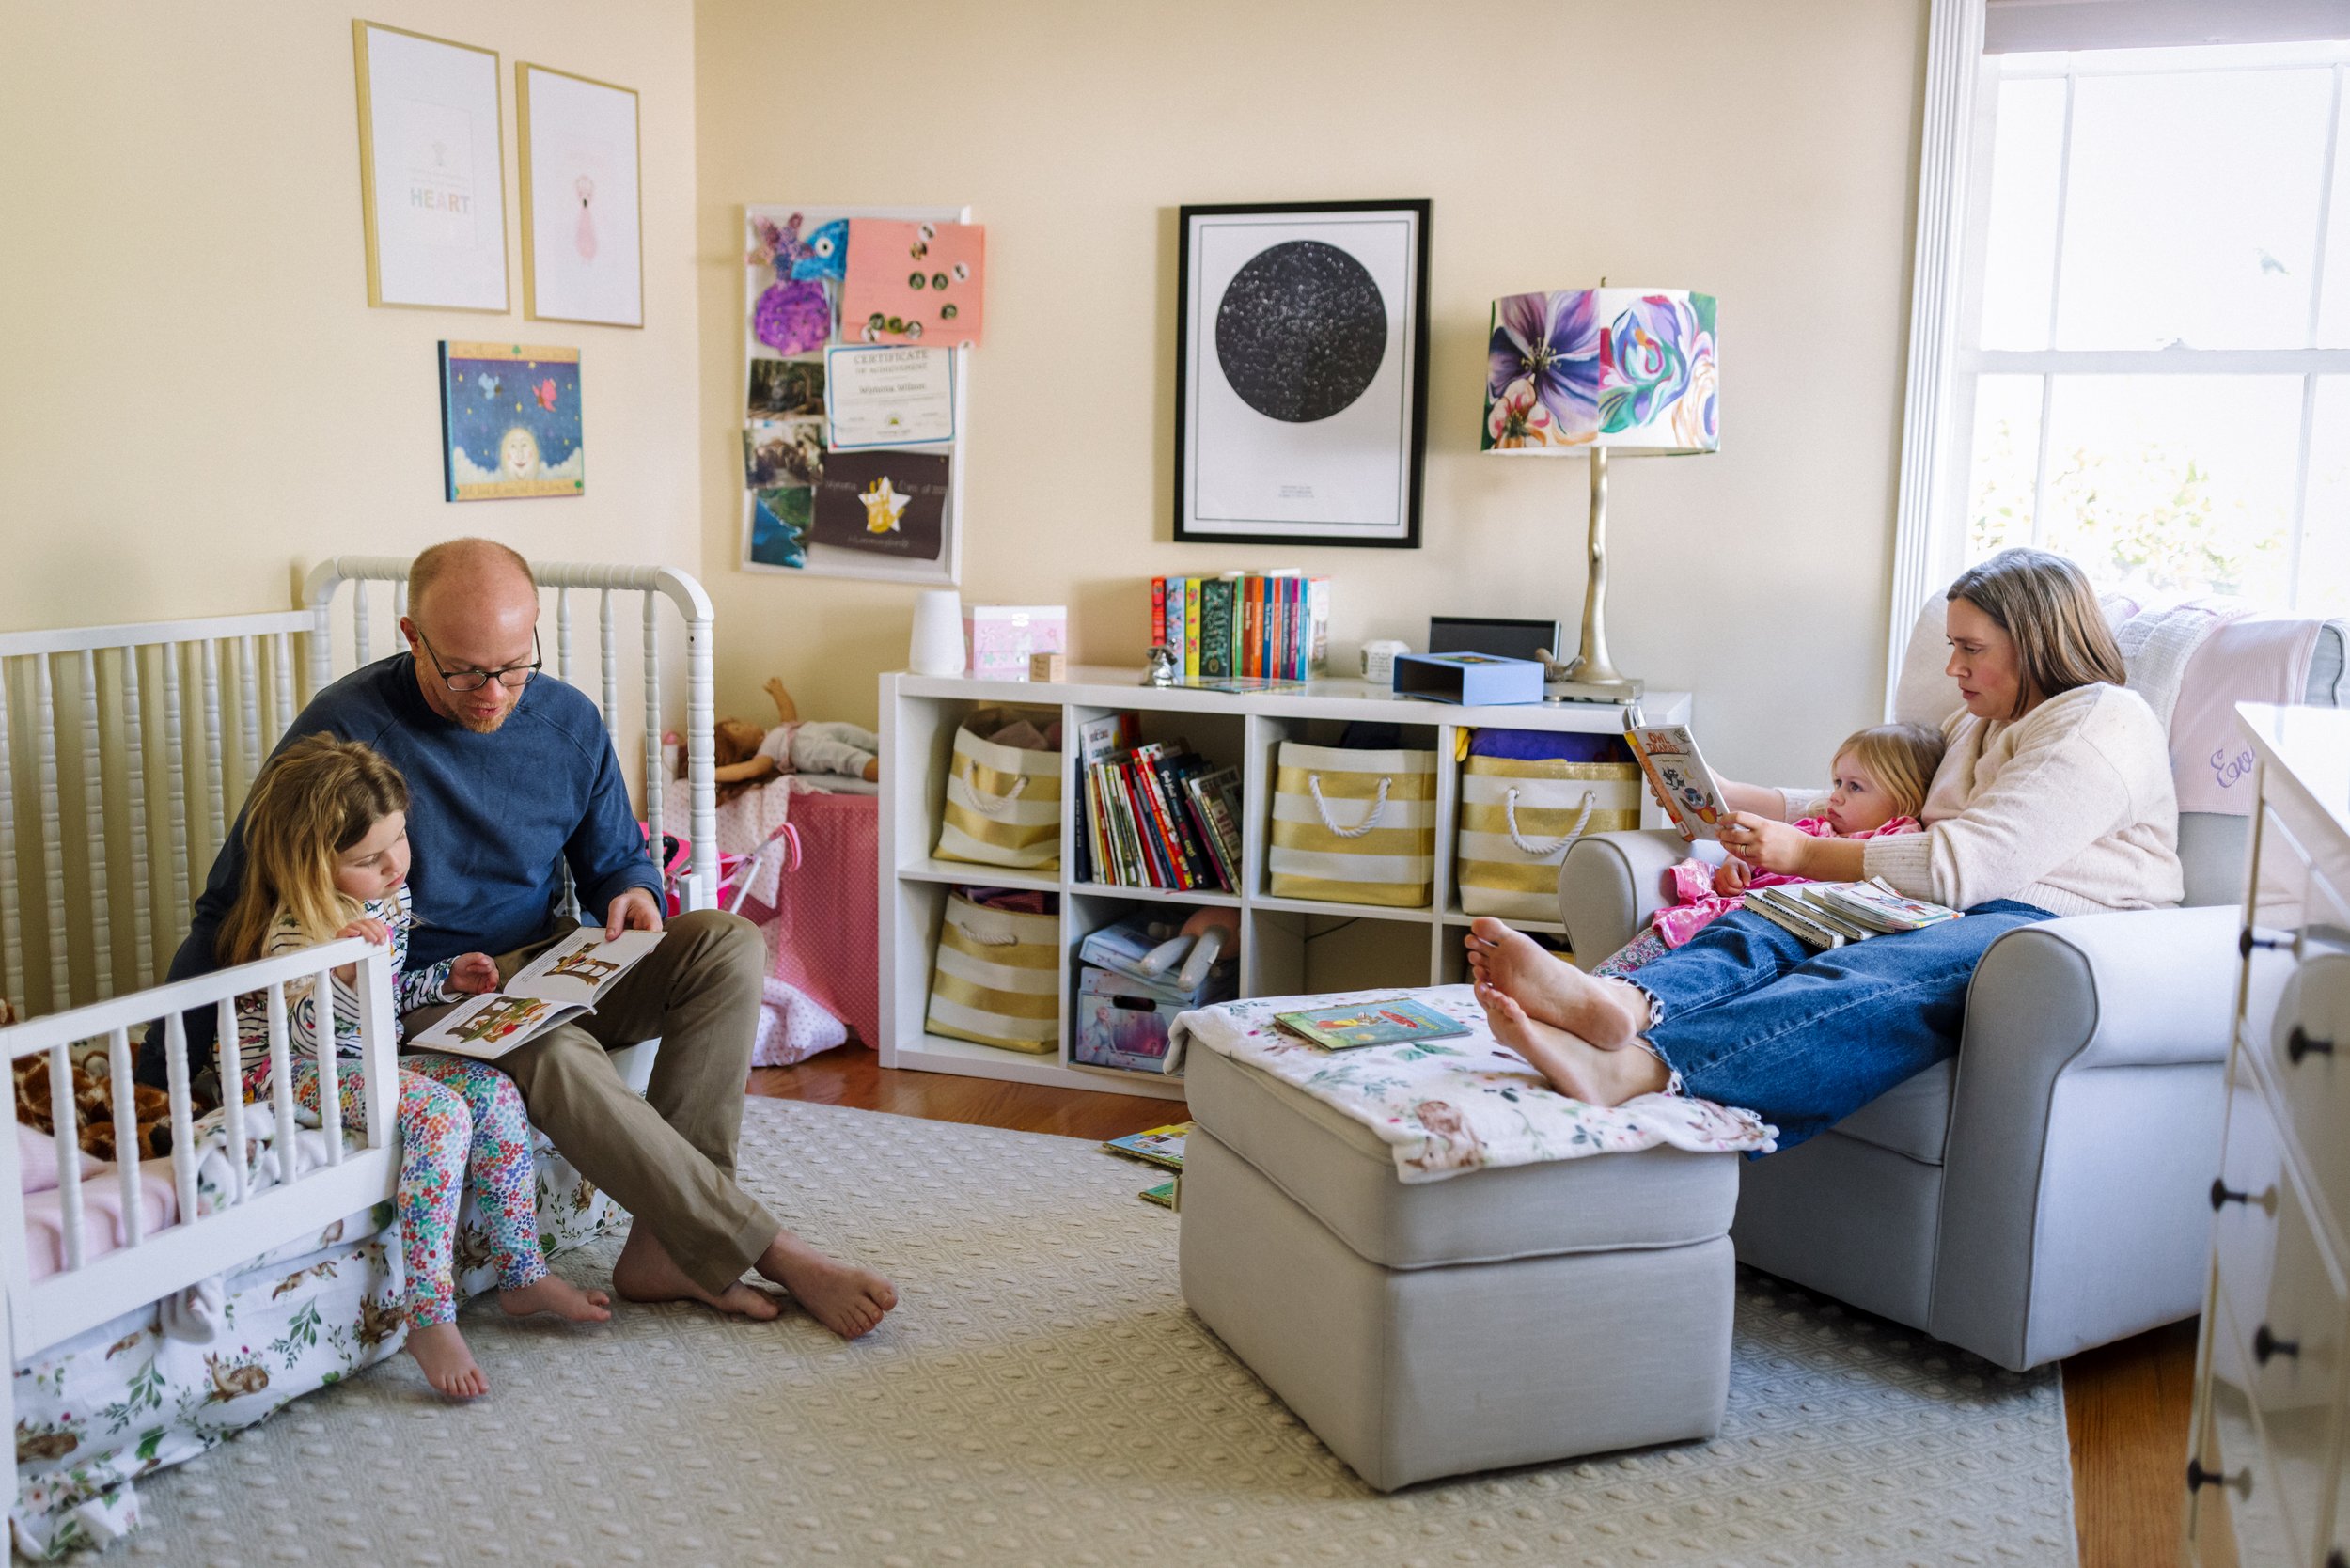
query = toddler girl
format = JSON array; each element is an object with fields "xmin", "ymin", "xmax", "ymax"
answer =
[
  {"xmin": 1595, "ymin": 723, "xmax": 1946, "ymax": 977},
  {"xmin": 220, "ymin": 735, "xmax": 609, "ymax": 1398}
]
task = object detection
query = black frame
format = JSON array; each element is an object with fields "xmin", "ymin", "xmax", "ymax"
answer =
[{"xmin": 1173, "ymin": 199, "xmax": 1431, "ymax": 549}]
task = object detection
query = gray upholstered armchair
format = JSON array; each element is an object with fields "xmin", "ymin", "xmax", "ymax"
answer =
[{"xmin": 1556, "ymin": 615, "xmax": 2346, "ymax": 1372}]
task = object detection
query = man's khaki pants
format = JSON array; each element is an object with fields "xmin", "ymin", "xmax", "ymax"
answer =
[{"xmin": 410, "ymin": 909, "xmax": 776, "ymax": 1294}]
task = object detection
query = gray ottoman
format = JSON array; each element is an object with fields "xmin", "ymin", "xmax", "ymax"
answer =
[{"xmin": 1179, "ymin": 1043, "xmax": 1739, "ymax": 1492}]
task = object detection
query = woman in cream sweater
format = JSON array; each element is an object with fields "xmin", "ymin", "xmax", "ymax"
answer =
[{"xmin": 1467, "ymin": 547, "xmax": 2182, "ymax": 1149}]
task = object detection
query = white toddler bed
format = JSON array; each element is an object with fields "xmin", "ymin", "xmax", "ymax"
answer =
[{"xmin": 0, "ymin": 557, "xmax": 720, "ymax": 1556}]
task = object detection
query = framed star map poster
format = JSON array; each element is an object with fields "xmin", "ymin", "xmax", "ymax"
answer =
[
  {"xmin": 439, "ymin": 341, "xmax": 584, "ymax": 501},
  {"xmin": 741, "ymin": 201, "xmax": 971, "ymax": 583},
  {"xmin": 1174, "ymin": 200, "xmax": 1430, "ymax": 548}
]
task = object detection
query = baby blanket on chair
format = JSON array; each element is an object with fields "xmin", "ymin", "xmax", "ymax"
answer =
[{"xmin": 1167, "ymin": 984, "xmax": 1776, "ymax": 1183}]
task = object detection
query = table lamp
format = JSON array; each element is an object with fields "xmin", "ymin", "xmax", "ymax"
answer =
[{"xmin": 1482, "ymin": 286, "xmax": 1717, "ymax": 702}]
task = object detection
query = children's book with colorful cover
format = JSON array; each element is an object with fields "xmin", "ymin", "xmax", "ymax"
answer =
[
  {"xmin": 1621, "ymin": 709, "xmax": 1731, "ymax": 843},
  {"xmin": 1814, "ymin": 877, "xmax": 1962, "ymax": 933},
  {"xmin": 1273, "ymin": 997, "xmax": 1471, "ymax": 1051},
  {"xmin": 1138, "ymin": 1178, "xmax": 1179, "ymax": 1210},
  {"xmin": 1103, "ymin": 1122, "xmax": 1190, "ymax": 1170},
  {"xmin": 408, "ymin": 928, "xmax": 663, "ymax": 1058}
]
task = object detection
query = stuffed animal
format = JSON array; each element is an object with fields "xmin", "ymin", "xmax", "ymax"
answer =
[
  {"xmin": 704, "ymin": 677, "xmax": 881, "ymax": 802},
  {"xmin": 14, "ymin": 1051, "xmax": 175, "ymax": 1162}
]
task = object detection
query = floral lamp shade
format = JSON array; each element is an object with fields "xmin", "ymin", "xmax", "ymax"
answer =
[{"xmin": 1482, "ymin": 288, "xmax": 1718, "ymax": 455}]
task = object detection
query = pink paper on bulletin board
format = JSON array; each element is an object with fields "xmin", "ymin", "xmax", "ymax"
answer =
[{"xmin": 842, "ymin": 219, "xmax": 984, "ymax": 348}]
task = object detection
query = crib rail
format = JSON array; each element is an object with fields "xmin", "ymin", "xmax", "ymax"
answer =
[
  {"xmin": 303, "ymin": 556, "xmax": 718, "ymax": 917},
  {"xmin": 0, "ymin": 938, "xmax": 400, "ymax": 1357}
]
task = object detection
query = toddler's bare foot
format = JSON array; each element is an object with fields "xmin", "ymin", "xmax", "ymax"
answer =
[
  {"xmin": 1478, "ymin": 980, "xmax": 1668, "ymax": 1107},
  {"xmin": 404, "ymin": 1322, "xmax": 487, "ymax": 1399},
  {"xmin": 613, "ymin": 1226, "xmax": 782, "ymax": 1321},
  {"xmin": 757, "ymin": 1231, "xmax": 898, "ymax": 1340},
  {"xmin": 1465, "ymin": 917, "xmax": 1646, "ymax": 1046},
  {"xmin": 499, "ymin": 1274, "xmax": 613, "ymax": 1324}
]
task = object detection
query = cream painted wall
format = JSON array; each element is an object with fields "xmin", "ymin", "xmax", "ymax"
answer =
[
  {"xmin": 0, "ymin": 1, "xmax": 701, "ymax": 631},
  {"xmin": 696, "ymin": 0, "xmax": 1928, "ymax": 784}
]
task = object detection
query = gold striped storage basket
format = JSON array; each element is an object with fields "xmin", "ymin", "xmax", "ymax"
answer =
[
  {"xmin": 926, "ymin": 891, "xmax": 1060, "ymax": 1053},
  {"xmin": 1267, "ymin": 741, "xmax": 1438, "ymax": 908},
  {"xmin": 933, "ymin": 708, "xmax": 1062, "ymax": 871},
  {"xmin": 1455, "ymin": 751, "xmax": 1642, "ymax": 921}
]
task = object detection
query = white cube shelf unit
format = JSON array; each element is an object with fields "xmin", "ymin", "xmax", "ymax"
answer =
[{"xmin": 878, "ymin": 666, "xmax": 1693, "ymax": 1099}]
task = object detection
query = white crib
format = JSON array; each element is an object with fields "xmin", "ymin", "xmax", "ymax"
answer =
[{"xmin": 0, "ymin": 557, "xmax": 720, "ymax": 1553}]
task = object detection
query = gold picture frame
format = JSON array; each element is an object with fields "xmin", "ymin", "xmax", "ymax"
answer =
[
  {"xmin": 352, "ymin": 20, "xmax": 510, "ymax": 313},
  {"xmin": 516, "ymin": 62, "xmax": 645, "ymax": 328}
]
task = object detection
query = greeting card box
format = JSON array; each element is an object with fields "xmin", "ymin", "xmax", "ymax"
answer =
[
  {"xmin": 964, "ymin": 604, "xmax": 1068, "ymax": 681},
  {"xmin": 1391, "ymin": 651, "xmax": 1544, "ymax": 705}
]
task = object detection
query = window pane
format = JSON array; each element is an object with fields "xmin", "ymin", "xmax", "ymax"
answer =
[
  {"xmin": 2319, "ymin": 79, "xmax": 2350, "ymax": 348},
  {"xmin": 2057, "ymin": 65, "xmax": 2331, "ymax": 349},
  {"xmin": 2036, "ymin": 376, "xmax": 2300, "ymax": 604},
  {"xmin": 1980, "ymin": 77, "xmax": 2067, "ymax": 350},
  {"xmin": 1966, "ymin": 374, "xmax": 2044, "ymax": 558},
  {"xmin": 2303, "ymin": 380, "xmax": 2350, "ymax": 616}
]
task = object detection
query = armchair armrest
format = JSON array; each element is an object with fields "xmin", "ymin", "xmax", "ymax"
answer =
[
  {"xmin": 1556, "ymin": 830, "xmax": 1720, "ymax": 970},
  {"xmin": 1930, "ymin": 903, "xmax": 2240, "ymax": 1368}
]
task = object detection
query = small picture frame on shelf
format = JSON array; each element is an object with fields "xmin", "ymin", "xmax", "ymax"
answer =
[{"xmin": 1174, "ymin": 200, "xmax": 1431, "ymax": 549}]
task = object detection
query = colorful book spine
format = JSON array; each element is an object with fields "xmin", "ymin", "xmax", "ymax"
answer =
[
  {"xmin": 1201, "ymin": 578, "xmax": 1235, "ymax": 679},
  {"xmin": 1305, "ymin": 575, "xmax": 1331, "ymax": 676},
  {"xmin": 1243, "ymin": 578, "xmax": 1262, "ymax": 678},
  {"xmin": 1151, "ymin": 577, "xmax": 1167, "ymax": 651},
  {"xmin": 1183, "ymin": 578, "xmax": 1202, "ymax": 682},
  {"xmin": 1167, "ymin": 576, "xmax": 1185, "ymax": 673}
]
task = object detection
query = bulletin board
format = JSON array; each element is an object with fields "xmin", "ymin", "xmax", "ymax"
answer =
[{"xmin": 740, "ymin": 202, "xmax": 973, "ymax": 586}]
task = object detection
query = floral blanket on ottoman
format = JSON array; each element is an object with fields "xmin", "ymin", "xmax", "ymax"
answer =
[{"xmin": 1168, "ymin": 984, "xmax": 1776, "ymax": 1183}]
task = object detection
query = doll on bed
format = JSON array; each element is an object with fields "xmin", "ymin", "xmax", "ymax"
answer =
[{"xmin": 711, "ymin": 677, "xmax": 879, "ymax": 802}]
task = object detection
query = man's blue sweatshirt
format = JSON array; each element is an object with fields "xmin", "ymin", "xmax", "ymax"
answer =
[{"xmin": 147, "ymin": 654, "xmax": 663, "ymax": 1076}]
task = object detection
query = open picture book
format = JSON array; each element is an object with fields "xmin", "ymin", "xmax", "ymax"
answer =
[
  {"xmin": 407, "ymin": 927, "xmax": 666, "ymax": 1059},
  {"xmin": 1622, "ymin": 709, "xmax": 1731, "ymax": 843}
]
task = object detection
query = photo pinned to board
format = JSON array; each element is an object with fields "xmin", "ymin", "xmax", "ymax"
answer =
[
  {"xmin": 439, "ymin": 341, "xmax": 584, "ymax": 501},
  {"xmin": 741, "ymin": 202, "xmax": 972, "ymax": 584}
]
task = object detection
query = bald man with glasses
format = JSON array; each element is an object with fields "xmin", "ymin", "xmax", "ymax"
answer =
[{"xmin": 155, "ymin": 538, "xmax": 896, "ymax": 1338}]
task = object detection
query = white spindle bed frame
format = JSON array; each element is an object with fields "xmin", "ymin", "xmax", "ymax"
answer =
[{"xmin": 0, "ymin": 556, "xmax": 720, "ymax": 1526}]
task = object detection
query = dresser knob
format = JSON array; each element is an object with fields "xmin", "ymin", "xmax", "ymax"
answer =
[
  {"xmin": 2186, "ymin": 1457, "xmax": 2253, "ymax": 1497},
  {"xmin": 2254, "ymin": 1324, "xmax": 2302, "ymax": 1364},
  {"xmin": 2326, "ymin": 1549, "xmax": 2345, "ymax": 1568},
  {"xmin": 2289, "ymin": 1027, "xmax": 2337, "ymax": 1065},
  {"xmin": 2213, "ymin": 1178, "xmax": 2253, "ymax": 1211},
  {"xmin": 2242, "ymin": 927, "xmax": 2293, "ymax": 957}
]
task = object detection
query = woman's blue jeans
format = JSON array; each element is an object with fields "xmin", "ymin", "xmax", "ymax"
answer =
[{"xmin": 1633, "ymin": 902, "xmax": 2055, "ymax": 1151}]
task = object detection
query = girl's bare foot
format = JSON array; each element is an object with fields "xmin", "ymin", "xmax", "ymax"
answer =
[
  {"xmin": 1464, "ymin": 917, "xmax": 1647, "ymax": 1047},
  {"xmin": 499, "ymin": 1274, "xmax": 613, "ymax": 1324},
  {"xmin": 404, "ymin": 1322, "xmax": 488, "ymax": 1399},
  {"xmin": 613, "ymin": 1226, "xmax": 782, "ymax": 1320},
  {"xmin": 1477, "ymin": 980, "xmax": 1668, "ymax": 1106},
  {"xmin": 757, "ymin": 1231, "xmax": 899, "ymax": 1340}
]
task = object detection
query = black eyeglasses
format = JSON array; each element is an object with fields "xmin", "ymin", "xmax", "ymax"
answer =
[{"xmin": 415, "ymin": 629, "xmax": 541, "ymax": 693}]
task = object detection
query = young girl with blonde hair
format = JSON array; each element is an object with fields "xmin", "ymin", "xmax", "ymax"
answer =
[{"xmin": 221, "ymin": 735, "xmax": 610, "ymax": 1398}]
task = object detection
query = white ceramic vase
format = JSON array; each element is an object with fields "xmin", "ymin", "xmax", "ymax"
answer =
[{"xmin": 909, "ymin": 590, "xmax": 965, "ymax": 676}]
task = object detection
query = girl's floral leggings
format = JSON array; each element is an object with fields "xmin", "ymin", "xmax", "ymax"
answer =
[{"xmin": 288, "ymin": 1054, "xmax": 546, "ymax": 1327}]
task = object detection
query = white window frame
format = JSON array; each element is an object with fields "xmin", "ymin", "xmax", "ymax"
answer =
[{"xmin": 1888, "ymin": 0, "xmax": 2350, "ymax": 711}]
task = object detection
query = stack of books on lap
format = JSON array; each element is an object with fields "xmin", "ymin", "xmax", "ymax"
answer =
[
  {"xmin": 1150, "ymin": 572, "xmax": 1331, "ymax": 682},
  {"xmin": 1742, "ymin": 878, "xmax": 1961, "ymax": 949},
  {"xmin": 1075, "ymin": 713, "xmax": 1244, "ymax": 892}
]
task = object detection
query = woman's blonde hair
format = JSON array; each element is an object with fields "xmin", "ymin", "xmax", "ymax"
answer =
[
  {"xmin": 1947, "ymin": 547, "xmax": 2125, "ymax": 719},
  {"xmin": 1835, "ymin": 723, "xmax": 1947, "ymax": 821},
  {"xmin": 217, "ymin": 736, "xmax": 409, "ymax": 965}
]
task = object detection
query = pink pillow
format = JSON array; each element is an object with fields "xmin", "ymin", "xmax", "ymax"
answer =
[{"xmin": 17, "ymin": 1123, "xmax": 95, "ymax": 1195}]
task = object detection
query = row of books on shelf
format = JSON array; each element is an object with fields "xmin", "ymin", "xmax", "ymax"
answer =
[
  {"xmin": 1150, "ymin": 572, "xmax": 1332, "ymax": 682},
  {"xmin": 1074, "ymin": 713, "xmax": 1246, "ymax": 892}
]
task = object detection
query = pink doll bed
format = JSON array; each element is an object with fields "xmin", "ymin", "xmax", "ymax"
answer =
[{"xmin": 714, "ymin": 783, "xmax": 880, "ymax": 1062}]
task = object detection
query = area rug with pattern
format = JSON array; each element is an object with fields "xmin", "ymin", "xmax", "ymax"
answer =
[{"xmin": 125, "ymin": 1099, "xmax": 2077, "ymax": 1567}]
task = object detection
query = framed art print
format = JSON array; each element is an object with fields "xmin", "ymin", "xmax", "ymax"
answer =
[
  {"xmin": 1175, "ymin": 200, "xmax": 1430, "ymax": 548},
  {"xmin": 517, "ymin": 62, "xmax": 644, "ymax": 327},
  {"xmin": 352, "ymin": 21, "xmax": 509, "ymax": 312}
]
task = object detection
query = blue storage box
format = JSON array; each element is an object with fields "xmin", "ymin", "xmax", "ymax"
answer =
[{"xmin": 1392, "ymin": 651, "xmax": 1544, "ymax": 705}]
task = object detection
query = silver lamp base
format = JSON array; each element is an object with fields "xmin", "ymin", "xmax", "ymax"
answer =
[
  {"xmin": 1538, "ymin": 446, "xmax": 1642, "ymax": 705},
  {"xmin": 1543, "ymin": 674, "xmax": 1644, "ymax": 705}
]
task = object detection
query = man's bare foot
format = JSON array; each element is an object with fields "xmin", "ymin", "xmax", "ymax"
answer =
[
  {"xmin": 499, "ymin": 1274, "xmax": 613, "ymax": 1324},
  {"xmin": 1464, "ymin": 917, "xmax": 1647, "ymax": 1047},
  {"xmin": 1478, "ymin": 980, "xmax": 1668, "ymax": 1106},
  {"xmin": 612, "ymin": 1226, "xmax": 781, "ymax": 1321},
  {"xmin": 404, "ymin": 1322, "xmax": 487, "ymax": 1399},
  {"xmin": 756, "ymin": 1231, "xmax": 898, "ymax": 1340}
]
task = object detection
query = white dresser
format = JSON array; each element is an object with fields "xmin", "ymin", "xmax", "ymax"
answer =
[{"xmin": 2188, "ymin": 704, "xmax": 2350, "ymax": 1568}]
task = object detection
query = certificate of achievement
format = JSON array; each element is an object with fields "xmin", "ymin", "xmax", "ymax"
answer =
[{"xmin": 824, "ymin": 345, "xmax": 956, "ymax": 450}]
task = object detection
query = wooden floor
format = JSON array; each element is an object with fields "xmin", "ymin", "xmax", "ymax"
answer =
[{"xmin": 749, "ymin": 1049, "xmax": 2198, "ymax": 1568}]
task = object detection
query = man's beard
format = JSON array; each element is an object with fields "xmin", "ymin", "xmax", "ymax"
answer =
[{"xmin": 451, "ymin": 702, "xmax": 515, "ymax": 734}]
